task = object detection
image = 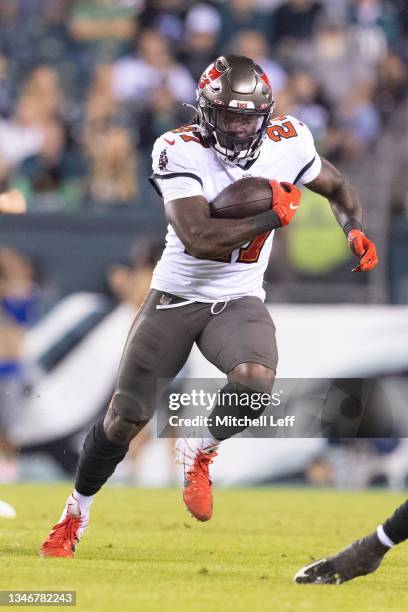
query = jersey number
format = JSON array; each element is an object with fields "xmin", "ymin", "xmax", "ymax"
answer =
[
  {"xmin": 237, "ymin": 231, "xmax": 270, "ymax": 263},
  {"xmin": 267, "ymin": 120, "xmax": 298, "ymax": 142},
  {"xmin": 185, "ymin": 231, "xmax": 270, "ymax": 264},
  {"xmin": 180, "ymin": 134, "xmax": 203, "ymax": 145},
  {"xmin": 171, "ymin": 125, "xmax": 209, "ymax": 147}
]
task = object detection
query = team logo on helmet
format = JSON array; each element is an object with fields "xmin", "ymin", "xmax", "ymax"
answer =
[
  {"xmin": 259, "ymin": 71, "xmax": 272, "ymax": 89},
  {"xmin": 198, "ymin": 62, "xmax": 228, "ymax": 90}
]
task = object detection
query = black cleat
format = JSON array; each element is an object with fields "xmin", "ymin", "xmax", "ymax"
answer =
[{"xmin": 294, "ymin": 531, "xmax": 390, "ymax": 585}]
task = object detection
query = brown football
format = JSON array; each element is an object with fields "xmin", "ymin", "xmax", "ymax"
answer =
[{"xmin": 210, "ymin": 177, "xmax": 272, "ymax": 219}]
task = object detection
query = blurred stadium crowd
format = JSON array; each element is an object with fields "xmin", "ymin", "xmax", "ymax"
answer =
[{"xmin": 0, "ymin": 0, "xmax": 406, "ymax": 212}]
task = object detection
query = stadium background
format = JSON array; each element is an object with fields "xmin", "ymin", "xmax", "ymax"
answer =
[{"xmin": 0, "ymin": 0, "xmax": 408, "ymax": 490}]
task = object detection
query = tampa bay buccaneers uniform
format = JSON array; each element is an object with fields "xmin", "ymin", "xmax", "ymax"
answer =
[
  {"xmin": 150, "ymin": 115, "xmax": 321, "ymax": 302},
  {"xmin": 40, "ymin": 54, "xmax": 378, "ymax": 557}
]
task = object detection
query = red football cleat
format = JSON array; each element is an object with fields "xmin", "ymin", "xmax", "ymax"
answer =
[
  {"xmin": 183, "ymin": 450, "xmax": 217, "ymax": 522},
  {"xmin": 39, "ymin": 498, "xmax": 88, "ymax": 558}
]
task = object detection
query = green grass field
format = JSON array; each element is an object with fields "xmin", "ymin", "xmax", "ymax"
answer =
[{"xmin": 1, "ymin": 485, "xmax": 407, "ymax": 611}]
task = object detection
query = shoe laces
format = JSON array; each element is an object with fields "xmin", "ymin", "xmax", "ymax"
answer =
[
  {"xmin": 174, "ymin": 438, "xmax": 218, "ymax": 468},
  {"xmin": 48, "ymin": 515, "xmax": 81, "ymax": 546},
  {"xmin": 187, "ymin": 451, "xmax": 217, "ymax": 488}
]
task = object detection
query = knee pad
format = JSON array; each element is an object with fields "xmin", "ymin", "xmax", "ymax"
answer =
[{"xmin": 111, "ymin": 389, "xmax": 155, "ymax": 424}]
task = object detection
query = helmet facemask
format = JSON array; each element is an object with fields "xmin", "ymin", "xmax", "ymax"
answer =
[{"xmin": 199, "ymin": 103, "xmax": 273, "ymax": 163}]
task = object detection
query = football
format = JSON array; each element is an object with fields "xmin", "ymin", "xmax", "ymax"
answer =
[{"xmin": 210, "ymin": 176, "xmax": 272, "ymax": 219}]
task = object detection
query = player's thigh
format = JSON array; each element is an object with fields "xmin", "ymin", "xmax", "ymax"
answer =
[
  {"xmin": 196, "ymin": 297, "xmax": 278, "ymax": 375},
  {"xmin": 113, "ymin": 290, "xmax": 195, "ymax": 421}
]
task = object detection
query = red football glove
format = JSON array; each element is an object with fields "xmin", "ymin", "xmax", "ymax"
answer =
[
  {"xmin": 347, "ymin": 229, "xmax": 378, "ymax": 272},
  {"xmin": 269, "ymin": 180, "xmax": 302, "ymax": 226}
]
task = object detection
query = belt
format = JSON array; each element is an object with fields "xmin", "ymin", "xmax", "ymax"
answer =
[
  {"xmin": 155, "ymin": 291, "xmax": 230, "ymax": 314},
  {"xmin": 155, "ymin": 291, "xmax": 196, "ymax": 309}
]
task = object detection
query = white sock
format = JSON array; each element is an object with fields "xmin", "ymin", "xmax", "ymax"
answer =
[
  {"xmin": 72, "ymin": 490, "xmax": 94, "ymax": 514},
  {"xmin": 377, "ymin": 524, "xmax": 395, "ymax": 548},
  {"xmin": 201, "ymin": 435, "xmax": 220, "ymax": 453},
  {"xmin": 175, "ymin": 436, "xmax": 220, "ymax": 469}
]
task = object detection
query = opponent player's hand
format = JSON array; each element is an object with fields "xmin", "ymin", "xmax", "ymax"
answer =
[
  {"xmin": 269, "ymin": 180, "xmax": 301, "ymax": 226},
  {"xmin": 347, "ymin": 229, "xmax": 378, "ymax": 272},
  {"xmin": 0, "ymin": 189, "xmax": 27, "ymax": 215}
]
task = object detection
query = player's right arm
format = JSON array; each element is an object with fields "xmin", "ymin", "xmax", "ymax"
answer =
[
  {"xmin": 165, "ymin": 195, "xmax": 281, "ymax": 259},
  {"xmin": 152, "ymin": 134, "xmax": 298, "ymax": 259},
  {"xmin": 166, "ymin": 180, "xmax": 302, "ymax": 259}
]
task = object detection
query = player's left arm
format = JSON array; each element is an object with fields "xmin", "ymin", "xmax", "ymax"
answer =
[{"xmin": 305, "ymin": 157, "xmax": 378, "ymax": 272}]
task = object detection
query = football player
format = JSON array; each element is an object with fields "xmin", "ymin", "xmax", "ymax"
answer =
[
  {"xmin": 40, "ymin": 55, "xmax": 378, "ymax": 557},
  {"xmin": 295, "ymin": 498, "xmax": 408, "ymax": 584}
]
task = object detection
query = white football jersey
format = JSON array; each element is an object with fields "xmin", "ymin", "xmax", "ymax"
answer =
[{"xmin": 150, "ymin": 115, "xmax": 321, "ymax": 302}]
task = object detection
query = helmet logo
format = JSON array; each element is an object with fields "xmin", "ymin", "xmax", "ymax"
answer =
[
  {"xmin": 259, "ymin": 71, "xmax": 271, "ymax": 89},
  {"xmin": 198, "ymin": 62, "xmax": 227, "ymax": 90}
]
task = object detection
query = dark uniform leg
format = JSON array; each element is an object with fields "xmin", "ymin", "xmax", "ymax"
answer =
[
  {"xmin": 197, "ymin": 297, "xmax": 278, "ymax": 440},
  {"xmin": 75, "ymin": 290, "xmax": 197, "ymax": 496}
]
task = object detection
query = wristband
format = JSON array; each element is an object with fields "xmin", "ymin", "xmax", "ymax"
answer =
[
  {"xmin": 343, "ymin": 218, "xmax": 363, "ymax": 237},
  {"xmin": 254, "ymin": 210, "xmax": 282, "ymax": 234}
]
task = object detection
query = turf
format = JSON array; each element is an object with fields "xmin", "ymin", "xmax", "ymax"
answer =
[{"xmin": 0, "ymin": 485, "xmax": 407, "ymax": 612}]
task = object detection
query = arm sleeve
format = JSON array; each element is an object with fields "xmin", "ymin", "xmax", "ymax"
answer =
[
  {"xmin": 151, "ymin": 135, "xmax": 204, "ymax": 204},
  {"xmin": 287, "ymin": 116, "xmax": 322, "ymax": 185}
]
